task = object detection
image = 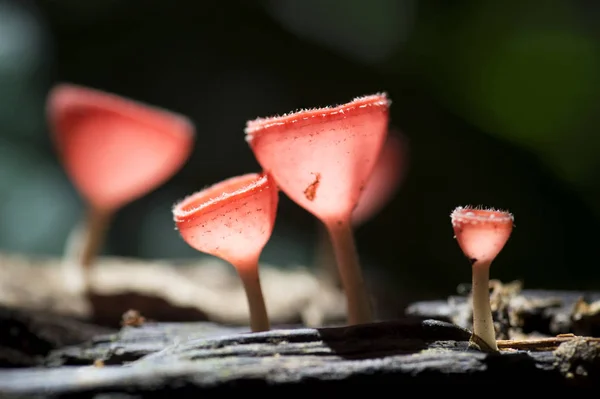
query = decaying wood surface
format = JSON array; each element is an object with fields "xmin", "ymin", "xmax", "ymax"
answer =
[
  {"xmin": 0, "ymin": 251, "xmax": 347, "ymax": 328},
  {"xmin": 2, "ymin": 252, "xmax": 600, "ymax": 396},
  {"xmin": 0, "ymin": 305, "xmax": 112, "ymax": 368},
  {"xmin": 1, "ymin": 310, "xmax": 599, "ymax": 397}
]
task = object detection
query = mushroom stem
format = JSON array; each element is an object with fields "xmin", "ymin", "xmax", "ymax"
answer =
[
  {"xmin": 314, "ymin": 222, "xmax": 339, "ymax": 287},
  {"xmin": 471, "ymin": 260, "xmax": 498, "ymax": 352},
  {"xmin": 81, "ymin": 207, "xmax": 112, "ymax": 272},
  {"xmin": 325, "ymin": 219, "xmax": 373, "ymax": 325},
  {"xmin": 64, "ymin": 206, "xmax": 112, "ymax": 292},
  {"xmin": 236, "ymin": 259, "xmax": 270, "ymax": 332}
]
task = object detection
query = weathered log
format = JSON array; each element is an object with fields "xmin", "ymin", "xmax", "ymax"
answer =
[
  {"xmin": 44, "ymin": 318, "xmax": 247, "ymax": 367},
  {"xmin": 2, "ymin": 252, "xmax": 600, "ymax": 395},
  {"xmin": 0, "ymin": 306, "xmax": 112, "ymax": 368},
  {"xmin": 0, "ymin": 315, "xmax": 599, "ymax": 397}
]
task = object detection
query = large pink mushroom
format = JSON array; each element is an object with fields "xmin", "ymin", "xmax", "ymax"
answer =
[{"xmin": 245, "ymin": 93, "xmax": 390, "ymax": 325}]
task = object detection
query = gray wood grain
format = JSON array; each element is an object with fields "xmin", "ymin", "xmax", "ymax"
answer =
[{"xmin": 1, "ymin": 316, "xmax": 599, "ymax": 397}]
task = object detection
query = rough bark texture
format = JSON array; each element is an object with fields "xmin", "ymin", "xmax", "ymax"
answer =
[
  {"xmin": 0, "ymin": 306, "xmax": 112, "ymax": 368},
  {"xmin": 1, "ymin": 253, "xmax": 600, "ymax": 396},
  {"xmin": 0, "ymin": 317, "xmax": 593, "ymax": 395},
  {"xmin": 0, "ymin": 306, "xmax": 599, "ymax": 397}
]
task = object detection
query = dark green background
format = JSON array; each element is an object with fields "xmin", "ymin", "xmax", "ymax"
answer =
[{"xmin": 1, "ymin": 0, "xmax": 599, "ymax": 310}]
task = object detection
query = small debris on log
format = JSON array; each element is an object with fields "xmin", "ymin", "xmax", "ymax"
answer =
[
  {"xmin": 498, "ymin": 334, "xmax": 600, "ymax": 352},
  {"xmin": 554, "ymin": 336, "xmax": 600, "ymax": 384},
  {"xmin": 121, "ymin": 309, "xmax": 146, "ymax": 327}
]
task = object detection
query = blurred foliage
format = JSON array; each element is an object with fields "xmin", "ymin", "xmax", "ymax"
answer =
[
  {"xmin": 266, "ymin": 0, "xmax": 416, "ymax": 64},
  {"xmin": 410, "ymin": 1, "xmax": 600, "ymax": 201},
  {"xmin": 0, "ymin": 0, "xmax": 600, "ymax": 304}
]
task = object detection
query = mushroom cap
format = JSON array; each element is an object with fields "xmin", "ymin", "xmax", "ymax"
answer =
[
  {"xmin": 351, "ymin": 130, "xmax": 407, "ymax": 226},
  {"xmin": 172, "ymin": 173, "xmax": 279, "ymax": 269},
  {"xmin": 451, "ymin": 206, "xmax": 514, "ymax": 264},
  {"xmin": 245, "ymin": 93, "xmax": 390, "ymax": 225},
  {"xmin": 47, "ymin": 83, "xmax": 195, "ymax": 212}
]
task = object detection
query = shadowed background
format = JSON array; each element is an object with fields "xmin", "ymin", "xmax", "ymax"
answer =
[{"xmin": 1, "ymin": 0, "xmax": 600, "ymax": 315}]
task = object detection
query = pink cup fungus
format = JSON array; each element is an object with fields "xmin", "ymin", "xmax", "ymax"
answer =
[
  {"xmin": 47, "ymin": 83, "xmax": 195, "ymax": 291},
  {"xmin": 245, "ymin": 93, "xmax": 390, "ymax": 325},
  {"xmin": 450, "ymin": 205, "xmax": 515, "ymax": 352},
  {"xmin": 172, "ymin": 172, "xmax": 279, "ymax": 332}
]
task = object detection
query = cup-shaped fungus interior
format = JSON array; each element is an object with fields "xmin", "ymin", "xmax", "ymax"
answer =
[
  {"xmin": 451, "ymin": 207, "xmax": 514, "ymax": 264},
  {"xmin": 245, "ymin": 94, "xmax": 389, "ymax": 223},
  {"xmin": 48, "ymin": 83, "xmax": 195, "ymax": 212},
  {"xmin": 172, "ymin": 173, "xmax": 278, "ymax": 269},
  {"xmin": 351, "ymin": 130, "xmax": 407, "ymax": 226}
]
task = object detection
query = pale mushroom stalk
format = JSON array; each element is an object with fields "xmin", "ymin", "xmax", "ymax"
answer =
[
  {"xmin": 237, "ymin": 258, "xmax": 270, "ymax": 332},
  {"xmin": 79, "ymin": 207, "xmax": 112, "ymax": 288},
  {"xmin": 326, "ymin": 219, "xmax": 372, "ymax": 324},
  {"xmin": 471, "ymin": 259, "xmax": 498, "ymax": 351},
  {"xmin": 79, "ymin": 207, "xmax": 112, "ymax": 270},
  {"xmin": 62, "ymin": 207, "xmax": 112, "ymax": 293},
  {"xmin": 314, "ymin": 223, "xmax": 338, "ymax": 286}
]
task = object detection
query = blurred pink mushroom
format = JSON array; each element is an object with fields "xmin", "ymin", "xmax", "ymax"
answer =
[
  {"xmin": 245, "ymin": 93, "xmax": 390, "ymax": 325},
  {"xmin": 316, "ymin": 129, "xmax": 408, "ymax": 286},
  {"xmin": 172, "ymin": 173, "xmax": 279, "ymax": 332},
  {"xmin": 352, "ymin": 130, "xmax": 408, "ymax": 226},
  {"xmin": 451, "ymin": 206, "xmax": 514, "ymax": 352},
  {"xmin": 47, "ymin": 83, "xmax": 195, "ymax": 292}
]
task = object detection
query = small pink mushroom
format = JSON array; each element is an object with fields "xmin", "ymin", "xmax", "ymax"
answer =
[
  {"xmin": 172, "ymin": 173, "xmax": 279, "ymax": 332},
  {"xmin": 245, "ymin": 93, "xmax": 390, "ymax": 325},
  {"xmin": 47, "ymin": 83, "xmax": 195, "ymax": 291},
  {"xmin": 450, "ymin": 206, "xmax": 514, "ymax": 352}
]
